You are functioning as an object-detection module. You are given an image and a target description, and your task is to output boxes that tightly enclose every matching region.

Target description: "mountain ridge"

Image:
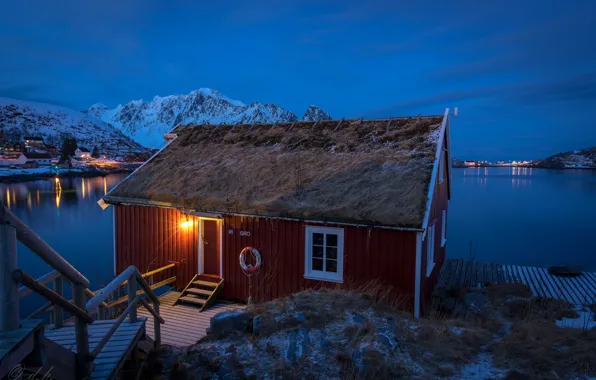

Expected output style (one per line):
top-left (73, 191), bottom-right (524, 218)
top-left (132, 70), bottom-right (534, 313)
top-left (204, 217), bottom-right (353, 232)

top-left (0, 97), bottom-right (149, 158)
top-left (87, 88), bottom-right (332, 148)
top-left (536, 147), bottom-right (596, 169)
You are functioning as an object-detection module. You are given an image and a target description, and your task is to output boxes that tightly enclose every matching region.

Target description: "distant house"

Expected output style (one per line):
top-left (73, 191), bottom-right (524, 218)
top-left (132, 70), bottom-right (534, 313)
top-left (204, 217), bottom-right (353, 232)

top-left (12, 142), bottom-right (24, 152)
top-left (75, 147), bottom-right (91, 159)
top-left (24, 136), bottom-right (44, 148)
top-left (21, 160), bottom-right (39, 169)
top-left (16, 152), bottom-right (52, 166)
top-left (44, 144), bottom-right (57, 154)
top-left (464, 160), bottom-right (476, 167)
top-left (102, 109), bottom-right (455, 317)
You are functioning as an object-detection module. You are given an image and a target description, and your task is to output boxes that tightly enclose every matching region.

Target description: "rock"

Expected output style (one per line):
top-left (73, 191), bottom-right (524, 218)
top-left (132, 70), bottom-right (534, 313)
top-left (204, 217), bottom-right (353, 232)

top-left (252, 315), bottom-right (263, 336)
top-left (376, 333), bottom-right (395, 349)
top-left (286, 331), bottom-right (297, 361)
top-left (295, 312), bottom-right (306, 322)
top-left (216, 361), bottom-right (234, 380)
top-left (210, 310), bottom-right (251, 335)
top-left (298, 327), bottom-right (311, 357)
top-left (352, 314), bottom-right (365, 325)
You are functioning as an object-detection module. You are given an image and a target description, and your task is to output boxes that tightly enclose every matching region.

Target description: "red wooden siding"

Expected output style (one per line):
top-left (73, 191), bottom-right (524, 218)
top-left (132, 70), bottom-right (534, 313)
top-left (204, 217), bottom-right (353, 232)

top-left (114, 205), bottom-right (199, 289)
top-left (221, 216), bottom-right (417, 310)
top-left (419, 125), bottom-right (450, 315)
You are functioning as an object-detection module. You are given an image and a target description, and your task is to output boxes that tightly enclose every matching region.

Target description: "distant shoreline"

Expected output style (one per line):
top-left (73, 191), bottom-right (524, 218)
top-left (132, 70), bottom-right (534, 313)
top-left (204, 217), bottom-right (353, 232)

top-left (0, 165), bottom-right (139, 184)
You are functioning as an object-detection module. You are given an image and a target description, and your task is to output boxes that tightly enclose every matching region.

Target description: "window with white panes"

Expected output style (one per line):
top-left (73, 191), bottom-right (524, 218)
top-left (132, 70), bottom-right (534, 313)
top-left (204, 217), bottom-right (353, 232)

top-left (304, 226), bottom-right (344, 282)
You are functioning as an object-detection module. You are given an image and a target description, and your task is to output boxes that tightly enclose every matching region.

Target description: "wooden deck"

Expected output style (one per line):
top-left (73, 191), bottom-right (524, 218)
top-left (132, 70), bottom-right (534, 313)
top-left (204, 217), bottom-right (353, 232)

top-left (439, 259), bottom-right (596, 306)
top-left (44, 318), bottom-right (146, 380)
top-left (0, 320), bottom-right (44, 379)
top-left (138, 292), bottom-right (244, 347)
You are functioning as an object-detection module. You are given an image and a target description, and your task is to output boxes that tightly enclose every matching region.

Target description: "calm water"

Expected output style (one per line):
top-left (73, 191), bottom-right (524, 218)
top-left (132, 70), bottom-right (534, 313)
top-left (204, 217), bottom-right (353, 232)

top-left (449, 167), bottom-right (596, 271)
top-left (1, 174), bottom-right (127, 317)
top-left (2, 168), bottom-right (596, 316)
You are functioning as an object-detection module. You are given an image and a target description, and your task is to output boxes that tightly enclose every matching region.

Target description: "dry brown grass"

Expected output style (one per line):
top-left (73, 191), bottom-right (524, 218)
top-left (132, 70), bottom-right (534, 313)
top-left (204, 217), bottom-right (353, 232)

top-left (396, 318), bottom-right (494, 371)
top-left (248, 284), bottom-right (408, 338)
top-left (110, 117), bottom-right (443, 227)
top-left (487, 283), bottom-right (533, 300)
top-left (491, 322), bottom-right (596, 378)
top-left (504, 298), bottom-right (579, 322)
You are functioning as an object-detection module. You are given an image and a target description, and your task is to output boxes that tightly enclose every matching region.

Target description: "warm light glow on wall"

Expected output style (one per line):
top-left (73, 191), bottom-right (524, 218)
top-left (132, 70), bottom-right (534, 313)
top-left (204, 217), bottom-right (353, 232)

top-left (180, 220), bottom-right (194, 229)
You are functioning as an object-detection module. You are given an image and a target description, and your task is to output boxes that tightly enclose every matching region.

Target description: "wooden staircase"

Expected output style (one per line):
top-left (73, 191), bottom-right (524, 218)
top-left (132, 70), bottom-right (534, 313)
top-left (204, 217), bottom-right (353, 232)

top-left (175, 274), bottom-right (224, 311)
top-left (0, 203), bottom-right (165, 380)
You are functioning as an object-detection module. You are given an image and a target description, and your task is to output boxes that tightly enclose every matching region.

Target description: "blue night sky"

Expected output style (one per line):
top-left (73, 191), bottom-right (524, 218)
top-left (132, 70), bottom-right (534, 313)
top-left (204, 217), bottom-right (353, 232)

top-left (1, 0), bottom-right (594, 160)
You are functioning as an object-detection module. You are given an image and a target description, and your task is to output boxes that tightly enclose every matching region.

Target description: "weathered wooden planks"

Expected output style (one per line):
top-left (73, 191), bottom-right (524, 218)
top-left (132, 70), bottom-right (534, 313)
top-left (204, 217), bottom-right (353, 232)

top-left (138, 292), bottom-right (244, 347)
top-left (44, 318), bottom-right (146, 380)
top-left (439, 259), bottom-right (596, 306)
top-left (0, 320), bottom-right (44, 379)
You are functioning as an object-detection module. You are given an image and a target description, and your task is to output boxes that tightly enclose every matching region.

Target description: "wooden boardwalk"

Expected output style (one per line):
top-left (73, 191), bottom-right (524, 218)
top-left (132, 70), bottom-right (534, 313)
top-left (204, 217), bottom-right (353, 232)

top-left (138, 292), bottom-right (244, 347)
top-left (44, 318), bottom-right (146, 379)
top-left (439, 259), bottom-right (596, 306)
top-left (0, 320), bottom-right (44, 379)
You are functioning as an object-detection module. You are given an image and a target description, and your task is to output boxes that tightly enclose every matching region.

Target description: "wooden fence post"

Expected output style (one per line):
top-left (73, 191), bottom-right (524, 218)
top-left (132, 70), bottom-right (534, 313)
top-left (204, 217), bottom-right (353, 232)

top-left (127, 275), bottom-right (137, 323)
top-left (0, 223), bottom-right (19, 331)
top-left (73, 283), bottom-right (91, 378)
top-left (53, 276), bottom-right (64, 328)
top-left (153, 302), bottom-right (160, 349)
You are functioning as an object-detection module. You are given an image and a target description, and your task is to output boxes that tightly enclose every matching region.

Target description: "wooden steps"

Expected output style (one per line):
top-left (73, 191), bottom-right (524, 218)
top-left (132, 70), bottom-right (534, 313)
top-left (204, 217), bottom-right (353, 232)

top-left (175, 274), bottom-right (224, 312)
top-left (0, 320), bottom-right (44, 379)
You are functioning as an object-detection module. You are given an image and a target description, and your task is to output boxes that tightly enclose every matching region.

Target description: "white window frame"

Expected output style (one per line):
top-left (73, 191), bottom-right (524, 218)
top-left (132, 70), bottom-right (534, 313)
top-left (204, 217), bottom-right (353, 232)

top-left (304, 226), bottom-right (344, 283)
top-left (426, 224), bottom-right (436, 277)
top-left (441, 210), bottom-right (447, 247)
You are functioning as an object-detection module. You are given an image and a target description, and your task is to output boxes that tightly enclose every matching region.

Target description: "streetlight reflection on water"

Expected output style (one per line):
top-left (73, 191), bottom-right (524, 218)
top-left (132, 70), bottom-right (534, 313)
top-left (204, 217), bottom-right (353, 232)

top-left (2, 175), bottom-right (122, 212)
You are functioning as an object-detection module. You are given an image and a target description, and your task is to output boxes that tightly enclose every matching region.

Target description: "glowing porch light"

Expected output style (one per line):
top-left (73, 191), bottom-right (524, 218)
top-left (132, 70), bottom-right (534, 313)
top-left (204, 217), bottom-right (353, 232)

top-left (180, 220), bottom-right (194, 229)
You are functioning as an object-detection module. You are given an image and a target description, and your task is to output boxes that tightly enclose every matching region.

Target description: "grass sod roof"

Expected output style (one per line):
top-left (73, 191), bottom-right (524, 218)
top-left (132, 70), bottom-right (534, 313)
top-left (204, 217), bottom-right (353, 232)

top-left (107, 116), bottom-right (445, 228)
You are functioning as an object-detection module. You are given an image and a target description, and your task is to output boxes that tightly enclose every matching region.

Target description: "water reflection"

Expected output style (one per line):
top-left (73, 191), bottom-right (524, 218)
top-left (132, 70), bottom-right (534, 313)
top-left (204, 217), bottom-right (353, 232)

top-left (0, 173), bottom-right (129, 318)
top-left (1, 175), bottom-right (124, 211)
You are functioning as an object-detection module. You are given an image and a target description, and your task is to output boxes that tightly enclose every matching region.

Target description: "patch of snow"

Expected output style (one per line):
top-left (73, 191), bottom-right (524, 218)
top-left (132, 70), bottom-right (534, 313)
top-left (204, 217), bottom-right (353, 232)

top-left (556, 306), bottom-right (596, 329)
top-left (451, 353), bottom-right (506, 380)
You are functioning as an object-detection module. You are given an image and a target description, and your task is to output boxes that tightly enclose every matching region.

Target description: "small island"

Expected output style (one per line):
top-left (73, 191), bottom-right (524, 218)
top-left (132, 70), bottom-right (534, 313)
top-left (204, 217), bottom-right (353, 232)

top-left (453, 146), bottom-right (596, 169)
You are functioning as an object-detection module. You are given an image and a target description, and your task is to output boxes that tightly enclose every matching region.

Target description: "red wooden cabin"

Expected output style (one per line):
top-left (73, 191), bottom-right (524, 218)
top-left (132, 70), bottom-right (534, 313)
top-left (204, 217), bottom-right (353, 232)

top-left (103, 109), bottom-right (454, 317)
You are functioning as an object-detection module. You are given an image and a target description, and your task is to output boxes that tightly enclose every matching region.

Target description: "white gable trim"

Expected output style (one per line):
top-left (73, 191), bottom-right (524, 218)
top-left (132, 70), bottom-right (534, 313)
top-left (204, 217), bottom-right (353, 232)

top-left (421, 108), bottom-right (449, 240)
top-left (414, 231), bottom-right (423, 318)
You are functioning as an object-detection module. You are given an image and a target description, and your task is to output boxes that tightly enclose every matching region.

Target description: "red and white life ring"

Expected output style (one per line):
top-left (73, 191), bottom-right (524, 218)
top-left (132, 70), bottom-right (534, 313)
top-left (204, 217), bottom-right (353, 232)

top-left (239, 246), bottom-right (261, 274)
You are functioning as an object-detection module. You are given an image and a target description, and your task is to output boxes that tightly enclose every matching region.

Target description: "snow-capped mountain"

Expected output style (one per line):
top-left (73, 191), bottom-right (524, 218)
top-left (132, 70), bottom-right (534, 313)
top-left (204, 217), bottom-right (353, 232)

top-left (0, 98), bottom-right (149, 158)
top-left (302, 105), bottom-right (332, 121)
top-left (89, 88), bottom-right (331, 148)
top-left (537, 147), bottom-right (596, 169)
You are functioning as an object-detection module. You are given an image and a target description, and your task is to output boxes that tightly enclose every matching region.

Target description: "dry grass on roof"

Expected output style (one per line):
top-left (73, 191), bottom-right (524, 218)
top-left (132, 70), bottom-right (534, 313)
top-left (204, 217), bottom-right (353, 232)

top-left (111, 117), bottom-right (444, 227)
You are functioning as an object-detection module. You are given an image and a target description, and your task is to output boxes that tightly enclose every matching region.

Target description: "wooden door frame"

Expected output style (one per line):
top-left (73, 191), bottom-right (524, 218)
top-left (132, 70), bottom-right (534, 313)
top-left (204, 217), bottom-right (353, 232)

top-left (197, 217), bottom-right (223, 277)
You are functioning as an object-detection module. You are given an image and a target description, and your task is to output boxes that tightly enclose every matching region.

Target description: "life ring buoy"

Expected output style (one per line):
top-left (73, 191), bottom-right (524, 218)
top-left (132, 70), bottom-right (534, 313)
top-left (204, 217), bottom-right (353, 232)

top-left (239, 246), bottom-right (261, 274)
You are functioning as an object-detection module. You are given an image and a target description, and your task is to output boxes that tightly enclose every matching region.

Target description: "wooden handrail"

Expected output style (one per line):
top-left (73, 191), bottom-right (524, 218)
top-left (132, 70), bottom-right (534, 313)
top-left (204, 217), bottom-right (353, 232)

top-left (13, 269), bottom-right (94, 324)
top-left (121, 263), bottom-right (175, 287)
top-left (106, 277), bottom-right (176, 308)
top-left (138, 297), bottom-right (165, 324)
top-left (18, 270), bottom-right (60, 299)
top-left (1, 204), bottom-right (89, 287)
top-left (91, 296), bottom-right (141, 357)
top-left (86, 266), bottom-right (161, 312)
top-left (86, 266), bottom-right (136, 312)
top-left (46, 285), bottom-right (109, 313)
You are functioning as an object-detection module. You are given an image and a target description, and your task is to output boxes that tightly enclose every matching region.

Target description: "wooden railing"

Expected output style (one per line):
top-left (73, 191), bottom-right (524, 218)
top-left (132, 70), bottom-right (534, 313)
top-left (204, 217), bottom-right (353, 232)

top-left (0, 203), bottom-right (167, 379)
top-left (86, 265), bottom-right (165, 357)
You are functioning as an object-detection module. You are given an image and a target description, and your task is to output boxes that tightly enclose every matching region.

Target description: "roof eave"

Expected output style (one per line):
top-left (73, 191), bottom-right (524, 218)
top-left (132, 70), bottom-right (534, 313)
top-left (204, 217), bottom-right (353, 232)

top-left (421, 108), bottom-right (450, 240)
top-left (102, 195), bottom-right (424, 232)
